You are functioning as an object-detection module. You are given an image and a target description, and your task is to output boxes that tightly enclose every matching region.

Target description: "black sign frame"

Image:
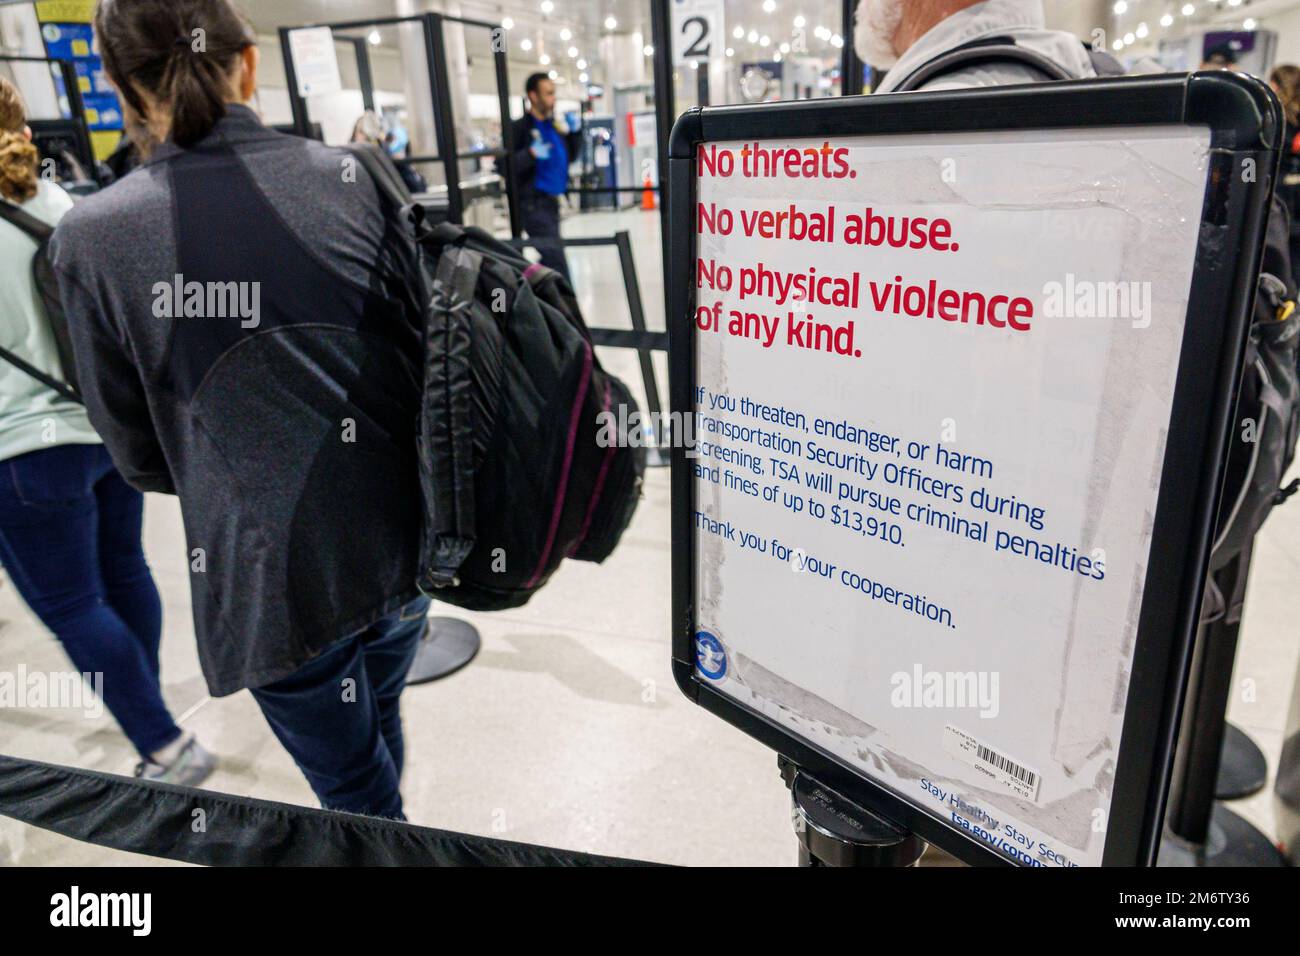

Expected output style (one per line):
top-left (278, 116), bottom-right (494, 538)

top-left (666, 72), bottom-right (1283, 867)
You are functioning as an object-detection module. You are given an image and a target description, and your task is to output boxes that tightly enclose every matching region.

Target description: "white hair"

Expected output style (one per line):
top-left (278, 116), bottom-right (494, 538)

top-left (854, 0), bottom-right (906, 68)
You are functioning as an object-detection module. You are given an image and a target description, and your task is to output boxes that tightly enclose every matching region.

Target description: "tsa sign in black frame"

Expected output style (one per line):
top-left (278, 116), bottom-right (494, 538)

top-left (667, 73), bottom-right (1281, 866)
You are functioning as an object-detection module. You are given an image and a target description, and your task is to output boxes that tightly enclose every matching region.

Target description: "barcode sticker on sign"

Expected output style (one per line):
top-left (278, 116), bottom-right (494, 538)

top-left (943, 725), bottom-right (1041, 803)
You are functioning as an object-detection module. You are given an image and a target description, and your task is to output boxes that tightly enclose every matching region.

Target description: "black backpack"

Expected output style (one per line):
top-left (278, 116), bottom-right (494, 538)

top-left (348, 146), bottom-right (646, 610)
top-left (0, 199), bottom-right (82, 404)
top-left (1211, 198), bottom-right (1300, 569)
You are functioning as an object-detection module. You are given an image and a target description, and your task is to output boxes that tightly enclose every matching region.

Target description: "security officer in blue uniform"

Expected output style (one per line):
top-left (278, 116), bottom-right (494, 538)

top-left (510, 72), bottom-right (581, 280)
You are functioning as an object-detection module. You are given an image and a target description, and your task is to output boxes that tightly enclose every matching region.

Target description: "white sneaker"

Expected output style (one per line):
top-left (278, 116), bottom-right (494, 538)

top-left (134, 735), bottom-right (217, 787)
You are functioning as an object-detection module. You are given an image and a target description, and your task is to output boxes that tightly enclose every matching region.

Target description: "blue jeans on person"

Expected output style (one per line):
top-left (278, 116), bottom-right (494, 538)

top-left (0, 443), bottom-right (180, 758)
top-left (249, 594), bottom-right (431, 819)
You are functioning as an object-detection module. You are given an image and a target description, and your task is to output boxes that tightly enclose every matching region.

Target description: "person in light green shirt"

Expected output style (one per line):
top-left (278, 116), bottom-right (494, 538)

top-left (0, 170), bottom-right (100, 457)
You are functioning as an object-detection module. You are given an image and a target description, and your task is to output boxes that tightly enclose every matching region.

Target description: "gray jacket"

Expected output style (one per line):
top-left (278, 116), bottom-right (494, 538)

top-left (50, 105), bottom-right (427, 696)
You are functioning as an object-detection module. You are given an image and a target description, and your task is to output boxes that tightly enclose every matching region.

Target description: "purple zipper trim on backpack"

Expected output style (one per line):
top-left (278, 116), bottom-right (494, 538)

top-left (523, 263), bottom-right (545, 280)
top-left (570, 377), bottom-right (615, 556)
top-left (525, 339), bottom-right (593, 589)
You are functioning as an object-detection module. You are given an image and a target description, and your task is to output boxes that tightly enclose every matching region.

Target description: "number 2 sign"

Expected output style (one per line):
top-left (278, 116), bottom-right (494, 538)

top-left (672, 0), bottom-right (725, 66)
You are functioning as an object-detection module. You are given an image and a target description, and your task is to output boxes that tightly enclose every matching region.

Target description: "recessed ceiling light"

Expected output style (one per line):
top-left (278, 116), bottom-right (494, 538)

top-left (560, 28), bottom-right (571, 41)
top-left (501, 17), bottom-right (513, 30)
top-left (521, 38), bottom-right (533, 51)
top-left (539, 53), bottom-right (550, 64)
top-left (604, 16), bottom-right (618, 30)
top-left (367, 30), bottom-right (381, 45)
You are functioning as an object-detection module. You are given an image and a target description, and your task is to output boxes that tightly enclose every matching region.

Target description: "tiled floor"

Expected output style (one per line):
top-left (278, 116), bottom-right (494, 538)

top-left (1, 206), bottom-right (1297, 866)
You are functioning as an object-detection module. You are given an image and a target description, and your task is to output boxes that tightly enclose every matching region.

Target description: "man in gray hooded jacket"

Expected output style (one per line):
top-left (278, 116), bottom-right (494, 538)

top-left (856, 0), bottom-right (1097, 93)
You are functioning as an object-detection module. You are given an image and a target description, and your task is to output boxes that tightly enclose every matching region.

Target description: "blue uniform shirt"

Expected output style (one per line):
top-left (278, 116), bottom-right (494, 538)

top-left (530, 116), bottom-right (569, 196)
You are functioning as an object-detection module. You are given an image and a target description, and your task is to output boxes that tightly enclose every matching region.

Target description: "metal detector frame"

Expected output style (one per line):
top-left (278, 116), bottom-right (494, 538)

top-left (666, 71), bottom-right (1283, 866)
top-left (278, 13), bottom-right (519, 235)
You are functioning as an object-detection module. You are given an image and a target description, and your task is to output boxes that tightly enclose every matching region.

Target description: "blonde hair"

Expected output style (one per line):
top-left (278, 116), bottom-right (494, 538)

top-left (0, 77), bottom-right (39, 204)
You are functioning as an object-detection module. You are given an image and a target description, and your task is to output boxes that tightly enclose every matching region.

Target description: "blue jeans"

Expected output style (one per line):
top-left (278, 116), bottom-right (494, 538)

top-left (0, 443), bottom-right (179, 758)
top-left (249, 595), bottom-right (431, 818)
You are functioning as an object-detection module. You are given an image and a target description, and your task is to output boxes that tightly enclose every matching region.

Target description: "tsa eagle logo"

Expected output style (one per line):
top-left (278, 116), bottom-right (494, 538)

top-left (695, 630), bottom-right (727, 680)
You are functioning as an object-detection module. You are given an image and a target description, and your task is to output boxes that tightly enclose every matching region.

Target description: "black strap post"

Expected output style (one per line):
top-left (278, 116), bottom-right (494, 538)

top-left (779, 757), bottom-right (927, 867)
top-left (1217, 723), bottom-right (1268, 799)
top-left (1160, 546), bottom-right (1285, 866)
top-left (840, 0), bottom-right (865, 96)
top-left (649, 0), bottom-right (675, 335)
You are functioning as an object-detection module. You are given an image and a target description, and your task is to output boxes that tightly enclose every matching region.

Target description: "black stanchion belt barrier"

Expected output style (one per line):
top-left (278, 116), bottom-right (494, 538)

top-left (0, 754), bottom-right (659, 866)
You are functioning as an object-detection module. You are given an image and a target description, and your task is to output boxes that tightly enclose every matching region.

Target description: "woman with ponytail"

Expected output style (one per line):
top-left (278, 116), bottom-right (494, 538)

top-left (0, 76), bottom-right (208, 784)
top-left (50, 0), bottom-right (433, 819)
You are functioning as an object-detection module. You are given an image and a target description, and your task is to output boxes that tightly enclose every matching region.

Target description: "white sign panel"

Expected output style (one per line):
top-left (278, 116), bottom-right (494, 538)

top-left (691, 127), bottom-right (1211, 866)
top-left (288, 26), bottom-right (343, 98)
top-left (672, 0), bottom-right (725, 66)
